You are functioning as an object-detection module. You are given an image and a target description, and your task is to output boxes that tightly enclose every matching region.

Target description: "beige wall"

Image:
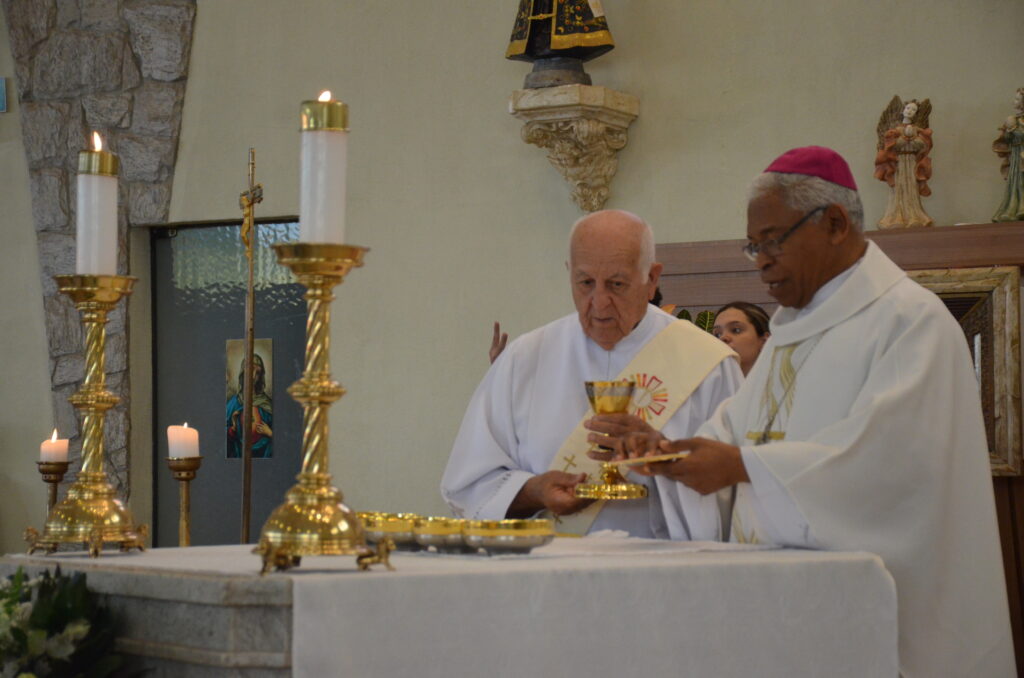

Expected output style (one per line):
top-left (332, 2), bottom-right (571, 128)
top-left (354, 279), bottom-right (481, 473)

top-left (168, 0), bottom-right (1024, 520)
top-left (0, 13), bottom-right (56, 552)
top-left (3, 1), bottom-right (1023, 552)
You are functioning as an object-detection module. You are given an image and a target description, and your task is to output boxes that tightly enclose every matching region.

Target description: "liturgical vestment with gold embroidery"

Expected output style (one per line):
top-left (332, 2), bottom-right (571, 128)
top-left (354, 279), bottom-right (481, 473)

top-left (441, 305), bottom-right (741, 537)
top-left (657, 241), bottom-right (1014, 677)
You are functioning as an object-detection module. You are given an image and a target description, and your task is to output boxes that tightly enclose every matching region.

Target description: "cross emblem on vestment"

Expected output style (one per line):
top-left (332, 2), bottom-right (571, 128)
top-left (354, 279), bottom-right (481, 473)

top-left (561, 453), bottom-right (578, 472)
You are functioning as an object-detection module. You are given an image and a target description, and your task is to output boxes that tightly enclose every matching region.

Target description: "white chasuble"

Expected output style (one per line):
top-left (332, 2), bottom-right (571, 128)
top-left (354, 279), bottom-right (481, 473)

top-left (441, 305), bottom-right (742, 538)
top-left (659, 242), bottom-right (1015, 677)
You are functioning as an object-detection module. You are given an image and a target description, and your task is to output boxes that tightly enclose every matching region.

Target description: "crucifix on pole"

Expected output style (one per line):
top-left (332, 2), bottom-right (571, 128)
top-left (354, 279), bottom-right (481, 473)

top-left (239, 148), bottom-right (263, 543)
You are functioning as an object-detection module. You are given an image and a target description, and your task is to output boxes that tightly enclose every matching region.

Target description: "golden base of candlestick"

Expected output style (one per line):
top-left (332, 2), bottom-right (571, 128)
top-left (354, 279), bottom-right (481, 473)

top-left (168, 456), bottom-right (202, 547)
top-left (253, 472), bottom-right (393, 573)
top-left (25, 275), bottom-right (147, 558)
top-left (25, 472), bottom-right (147, 557)
top-left (254, 243), bottom-right (392, 574)
top-left (37, 460), bottom-right (70, 512)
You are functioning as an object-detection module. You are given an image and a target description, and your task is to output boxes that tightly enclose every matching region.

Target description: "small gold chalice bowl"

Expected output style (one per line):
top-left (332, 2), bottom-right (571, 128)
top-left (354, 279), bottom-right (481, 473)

top-left (574, 380), bottom-right (648, 501)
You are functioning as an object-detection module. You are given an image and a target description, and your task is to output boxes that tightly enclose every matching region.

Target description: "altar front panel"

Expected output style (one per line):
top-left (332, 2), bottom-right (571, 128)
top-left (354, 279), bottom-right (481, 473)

top-left (0, 538), bottom-right (898, 677)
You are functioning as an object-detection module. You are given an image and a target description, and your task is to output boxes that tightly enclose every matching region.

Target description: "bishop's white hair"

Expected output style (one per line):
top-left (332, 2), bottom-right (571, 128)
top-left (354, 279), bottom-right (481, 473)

top-left (568, 210), bottom-right (656, 275)
top-left (748, 172), bottom-right (864, 233)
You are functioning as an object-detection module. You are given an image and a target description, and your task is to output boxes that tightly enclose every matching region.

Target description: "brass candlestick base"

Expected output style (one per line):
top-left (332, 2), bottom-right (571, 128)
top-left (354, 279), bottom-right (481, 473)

top-left (254, 243), bottom-right (392, 574)
top-left (167, 456), bottom-right (202, 547)
top-left (574, 380), bottom-right (649, 501)
top-left (37, 460), bottom-right (71, 512)
top-left (25, 275), bottom-right (147, 558)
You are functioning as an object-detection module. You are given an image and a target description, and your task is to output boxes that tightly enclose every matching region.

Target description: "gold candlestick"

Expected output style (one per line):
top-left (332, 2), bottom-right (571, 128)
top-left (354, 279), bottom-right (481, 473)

top-left (36, 460), bottom-right (71, 513)
top-left (167, 456), bottom-right (203, 546)
top-left (253, 243), bottom-right (392, 574)
top-left (25, 275), bottom-right (147, 557)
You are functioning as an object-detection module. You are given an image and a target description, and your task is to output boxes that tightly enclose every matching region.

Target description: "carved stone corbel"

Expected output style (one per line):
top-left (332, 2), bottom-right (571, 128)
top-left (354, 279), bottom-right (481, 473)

top-left (510, 84), bottom-right (639, 212)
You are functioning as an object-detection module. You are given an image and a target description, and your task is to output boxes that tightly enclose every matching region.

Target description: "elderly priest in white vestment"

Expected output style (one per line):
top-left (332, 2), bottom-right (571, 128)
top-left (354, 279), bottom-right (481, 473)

top-left (441, 210), bottom-right (742, 536)
top-left (611, 146), bottom-right (1015, 677)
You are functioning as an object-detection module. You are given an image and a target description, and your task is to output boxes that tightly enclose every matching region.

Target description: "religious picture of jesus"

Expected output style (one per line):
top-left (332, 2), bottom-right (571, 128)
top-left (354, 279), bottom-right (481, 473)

top-left (225, 338), bottom-right (274, 459)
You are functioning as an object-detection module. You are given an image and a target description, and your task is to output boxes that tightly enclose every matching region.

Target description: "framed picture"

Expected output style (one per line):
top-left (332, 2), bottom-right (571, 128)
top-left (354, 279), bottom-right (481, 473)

top-left (225, 338), bottom-right (274, 459)
top-left (908, 266), bottom-right (1021, 475)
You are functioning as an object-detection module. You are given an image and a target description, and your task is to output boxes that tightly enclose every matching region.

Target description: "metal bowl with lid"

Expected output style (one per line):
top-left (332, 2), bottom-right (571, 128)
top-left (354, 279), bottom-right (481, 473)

top-left (462, 518), bottom-right (554, 555)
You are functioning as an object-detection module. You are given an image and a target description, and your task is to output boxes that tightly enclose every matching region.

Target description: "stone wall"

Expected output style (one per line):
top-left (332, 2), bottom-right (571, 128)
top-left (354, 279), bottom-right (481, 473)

top-left (2, 0), bottom-right (195, 496)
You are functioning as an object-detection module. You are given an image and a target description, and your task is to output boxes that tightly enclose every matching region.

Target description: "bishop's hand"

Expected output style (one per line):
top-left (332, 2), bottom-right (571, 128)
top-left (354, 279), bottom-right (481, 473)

top-left (507, 471), bottom-right (593, 518)
top-left (649, 438), bottom-right (750, 495)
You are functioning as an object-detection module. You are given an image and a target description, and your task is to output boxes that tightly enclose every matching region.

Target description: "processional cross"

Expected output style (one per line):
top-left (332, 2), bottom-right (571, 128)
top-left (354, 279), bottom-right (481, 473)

top-left (239, 148), bottom-right (263, 543)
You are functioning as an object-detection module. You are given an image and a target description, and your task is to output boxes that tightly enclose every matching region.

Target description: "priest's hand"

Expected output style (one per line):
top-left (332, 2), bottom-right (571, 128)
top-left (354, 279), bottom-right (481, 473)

top-left (507, 471), bottom-right (593, 517)
top-left (650, 438), bottom-right (750, 495)
top-left (589, 430), bottom-right (659, 467)
top-left (584, 414), bottom-right (658, 451)
top-left (489, 321), bottom-right (509, 364)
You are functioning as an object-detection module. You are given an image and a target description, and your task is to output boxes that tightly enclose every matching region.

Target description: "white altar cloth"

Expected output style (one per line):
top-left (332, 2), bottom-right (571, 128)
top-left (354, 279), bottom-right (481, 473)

top-left (4, 537), bottom-right (897, 677)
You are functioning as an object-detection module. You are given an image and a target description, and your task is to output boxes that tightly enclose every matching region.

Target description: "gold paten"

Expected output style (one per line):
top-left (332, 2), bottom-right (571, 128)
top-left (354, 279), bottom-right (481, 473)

top-left (26, 275), bottom-right (147, 557)
top-left (609, 451), bottom-right (690, 467)
top-left (77, 150), bottom-right (119, 176)
top-left (574, 380), bottom-right (648, 502)
top-left (300, 99), bottom-right (349, 132)
top-left (254, 243), bottom-right (393, 574)
top-left (167, 456), bottom-right (202, 547)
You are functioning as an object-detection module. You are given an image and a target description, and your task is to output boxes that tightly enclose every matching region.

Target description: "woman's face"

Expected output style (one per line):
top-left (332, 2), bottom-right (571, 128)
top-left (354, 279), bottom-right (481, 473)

top-left (712, 308), bottom-right (768, 376)
top-left (903, 102), bottom-right (918, 120)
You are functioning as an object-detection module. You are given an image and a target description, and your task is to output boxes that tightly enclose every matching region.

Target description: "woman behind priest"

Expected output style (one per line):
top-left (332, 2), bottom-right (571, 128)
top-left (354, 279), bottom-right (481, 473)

top-left (711, 301), bottom-right (770, 376)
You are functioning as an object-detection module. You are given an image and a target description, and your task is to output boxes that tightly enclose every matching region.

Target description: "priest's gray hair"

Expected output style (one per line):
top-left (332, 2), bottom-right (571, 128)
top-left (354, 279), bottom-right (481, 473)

top-left (568, 210), bottom-right (656, 275)
top-left (748, 172), bottom-right (864, 233)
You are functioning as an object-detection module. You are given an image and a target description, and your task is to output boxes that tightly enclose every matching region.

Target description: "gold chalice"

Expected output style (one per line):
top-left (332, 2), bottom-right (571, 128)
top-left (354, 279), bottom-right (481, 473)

top-left (574, 380), bottom-right (648, 501)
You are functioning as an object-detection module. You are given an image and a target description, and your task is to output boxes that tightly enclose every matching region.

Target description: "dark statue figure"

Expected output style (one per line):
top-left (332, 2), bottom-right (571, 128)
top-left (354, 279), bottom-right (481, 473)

top-left (506, 0), bottom-right (615, 88)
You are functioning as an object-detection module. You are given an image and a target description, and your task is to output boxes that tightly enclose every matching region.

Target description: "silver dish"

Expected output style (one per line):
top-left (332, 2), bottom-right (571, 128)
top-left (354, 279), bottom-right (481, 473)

top-left (462, 532), bottom-right (554, 555)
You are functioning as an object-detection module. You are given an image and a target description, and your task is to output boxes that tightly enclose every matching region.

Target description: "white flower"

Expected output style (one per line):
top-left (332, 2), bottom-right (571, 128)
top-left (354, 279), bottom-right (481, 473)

top-left (44, 619), bottom-right (90, 661)
top-left (10, 603), bottom-right (31, 629)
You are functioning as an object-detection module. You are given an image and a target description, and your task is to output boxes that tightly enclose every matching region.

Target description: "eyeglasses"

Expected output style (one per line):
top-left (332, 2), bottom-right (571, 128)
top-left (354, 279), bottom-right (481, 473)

top-left (742, 205), bottom-right (828, 262)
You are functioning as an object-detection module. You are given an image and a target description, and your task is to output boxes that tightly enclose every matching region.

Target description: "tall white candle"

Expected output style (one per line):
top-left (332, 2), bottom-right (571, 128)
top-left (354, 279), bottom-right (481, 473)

top-left (76, 132), bottom-right (119, 275)
top-left (39, 429), bottom-right (69, 463)
top-left (299, 90), bottom-right (349, 243)
top-left (167, 422), bottom-right (200, 458)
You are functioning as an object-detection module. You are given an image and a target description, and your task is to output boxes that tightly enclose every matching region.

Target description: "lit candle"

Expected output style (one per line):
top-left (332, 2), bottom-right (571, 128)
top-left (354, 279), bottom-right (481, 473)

top-left (299, 90), bottom-right (349, 243)
top-left (40, 429), bottom-right (69, 463)
top-left (76, 132), bottom-right (119, 275)
top-left (167, 422), bottom-right (200, 458)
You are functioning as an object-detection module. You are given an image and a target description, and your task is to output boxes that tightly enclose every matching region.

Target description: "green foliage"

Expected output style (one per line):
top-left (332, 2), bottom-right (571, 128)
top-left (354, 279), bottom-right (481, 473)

top-left (694, 310), bottom-right (716, 333)
top-left (0, 566), bottom-right (140, 678)
top-left (675, 309), bottom-right (692, 321)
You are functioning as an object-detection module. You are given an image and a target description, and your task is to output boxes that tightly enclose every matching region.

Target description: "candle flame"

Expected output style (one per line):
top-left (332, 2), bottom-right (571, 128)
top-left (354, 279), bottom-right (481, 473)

top-left (183, 422), bottom-right (189, 428)
top-left (318, 90), bottom-right (332, 102)
top-left (92, 131), bottom-right (103, 152)
top-left (50, 429), bottom-right (58, 442)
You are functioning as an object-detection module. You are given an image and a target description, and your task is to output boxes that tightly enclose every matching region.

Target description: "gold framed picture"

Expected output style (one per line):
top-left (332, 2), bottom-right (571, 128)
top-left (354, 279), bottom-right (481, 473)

top-left (908, 266), bottom-right (1021, 475)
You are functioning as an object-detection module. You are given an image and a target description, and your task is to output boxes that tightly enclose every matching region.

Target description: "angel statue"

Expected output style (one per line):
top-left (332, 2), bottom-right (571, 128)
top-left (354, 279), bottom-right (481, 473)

top-left (874, 96), bottom-right (934, 229)
top-left (992, 88), bottom-right (1024, 222)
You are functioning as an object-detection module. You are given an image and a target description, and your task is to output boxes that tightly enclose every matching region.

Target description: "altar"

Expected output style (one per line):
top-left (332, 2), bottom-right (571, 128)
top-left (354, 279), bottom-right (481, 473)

top-left (0, 536), bottom-right (898, 677)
